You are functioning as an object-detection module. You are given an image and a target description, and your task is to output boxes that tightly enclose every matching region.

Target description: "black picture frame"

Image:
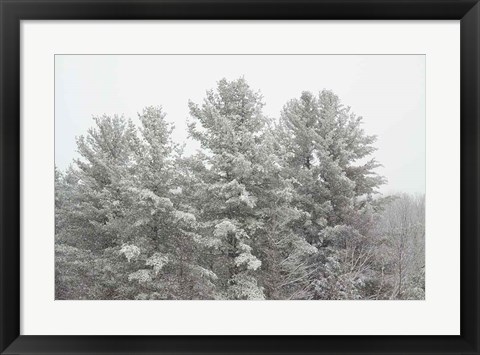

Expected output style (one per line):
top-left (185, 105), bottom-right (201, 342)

top-left (1, 0), bottom-right (479, 354)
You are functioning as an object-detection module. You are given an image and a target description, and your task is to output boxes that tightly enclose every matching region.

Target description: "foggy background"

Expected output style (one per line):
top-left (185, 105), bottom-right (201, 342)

top-left (55, 55), bottom-right (425, 195)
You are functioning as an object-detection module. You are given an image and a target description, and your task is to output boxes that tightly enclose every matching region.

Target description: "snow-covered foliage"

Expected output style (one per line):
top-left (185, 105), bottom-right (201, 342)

top-left (146, 253), bottom-right (169, 274)
top-left (120, 244), bottom-right (140, 262)
top-left (191, 265), bottom-right (219, 280)
top-left (213, 220), bottom-right (237, 238)
top-left (128, 269), bottom-right (153, 283)
top-left (174, 211), bottom-right (197, 225)
top-left (227, 274), bottom-right (265, 300)
top-left (235, 251), bottom-right (262, 271)
top-left (192, 234), bottom-right (222, 249)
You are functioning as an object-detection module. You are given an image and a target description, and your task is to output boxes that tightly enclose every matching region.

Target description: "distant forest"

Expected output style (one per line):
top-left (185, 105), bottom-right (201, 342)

top-left (55, 77), bottom-right (425, 300)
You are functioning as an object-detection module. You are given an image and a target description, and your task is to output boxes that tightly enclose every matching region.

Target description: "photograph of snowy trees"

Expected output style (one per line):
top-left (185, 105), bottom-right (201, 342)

top-left (55, 55), bottom-right (425, 300)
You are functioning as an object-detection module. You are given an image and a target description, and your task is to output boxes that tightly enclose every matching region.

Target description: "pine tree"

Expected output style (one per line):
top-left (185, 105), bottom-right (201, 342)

top-left (73, 114), bottom-right (140, 250)
top-left (188, 78), bottom-right (267, 299)
top-left (55, 115), bottom-right (140, 299)
top-left (118, 106), bottom-right (216, 299)
top-left (278, 90), bottom-right (386, 299)
top-left (55, 110), bottom-right (215, 299)
top-left (252, 128), bottom-right (319, 300)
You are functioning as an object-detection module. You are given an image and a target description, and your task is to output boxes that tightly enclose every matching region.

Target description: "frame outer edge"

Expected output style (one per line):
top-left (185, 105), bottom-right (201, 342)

top-left (1, 0), bottom-right (480, 354)
top-left (0, 0), bottom-right (21, 354)
top-left (461, 2), bottom-right (480, 354)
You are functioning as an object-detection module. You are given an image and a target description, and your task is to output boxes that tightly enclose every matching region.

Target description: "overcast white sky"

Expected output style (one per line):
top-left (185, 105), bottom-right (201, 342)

top-left (55, 55), bottom-right (425, 195)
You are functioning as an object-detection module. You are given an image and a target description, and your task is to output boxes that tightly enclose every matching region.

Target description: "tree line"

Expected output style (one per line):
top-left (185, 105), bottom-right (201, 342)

top-left (55, 77), bottom-right (425, 300)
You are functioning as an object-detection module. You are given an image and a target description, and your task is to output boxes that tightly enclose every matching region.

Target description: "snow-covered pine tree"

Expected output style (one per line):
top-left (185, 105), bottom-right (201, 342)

top-left (278, 90), bottom-right (386, 299)
top-left (187, 78), bottom-right (268, 299)
top-left (118, 106), bottom-right (216, 300)
top-left (250, 127), bottom-right (319, 300)
top-left (55, 114), bottom-right (140, 299)
top-left (65, 114), bottom-right (140, 251)
top-left (55, 110), bottom-right (216, 299)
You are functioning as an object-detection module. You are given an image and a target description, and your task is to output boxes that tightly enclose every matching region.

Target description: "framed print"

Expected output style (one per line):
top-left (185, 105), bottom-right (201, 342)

top-left (0, 0), bottom-right (479, 354)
